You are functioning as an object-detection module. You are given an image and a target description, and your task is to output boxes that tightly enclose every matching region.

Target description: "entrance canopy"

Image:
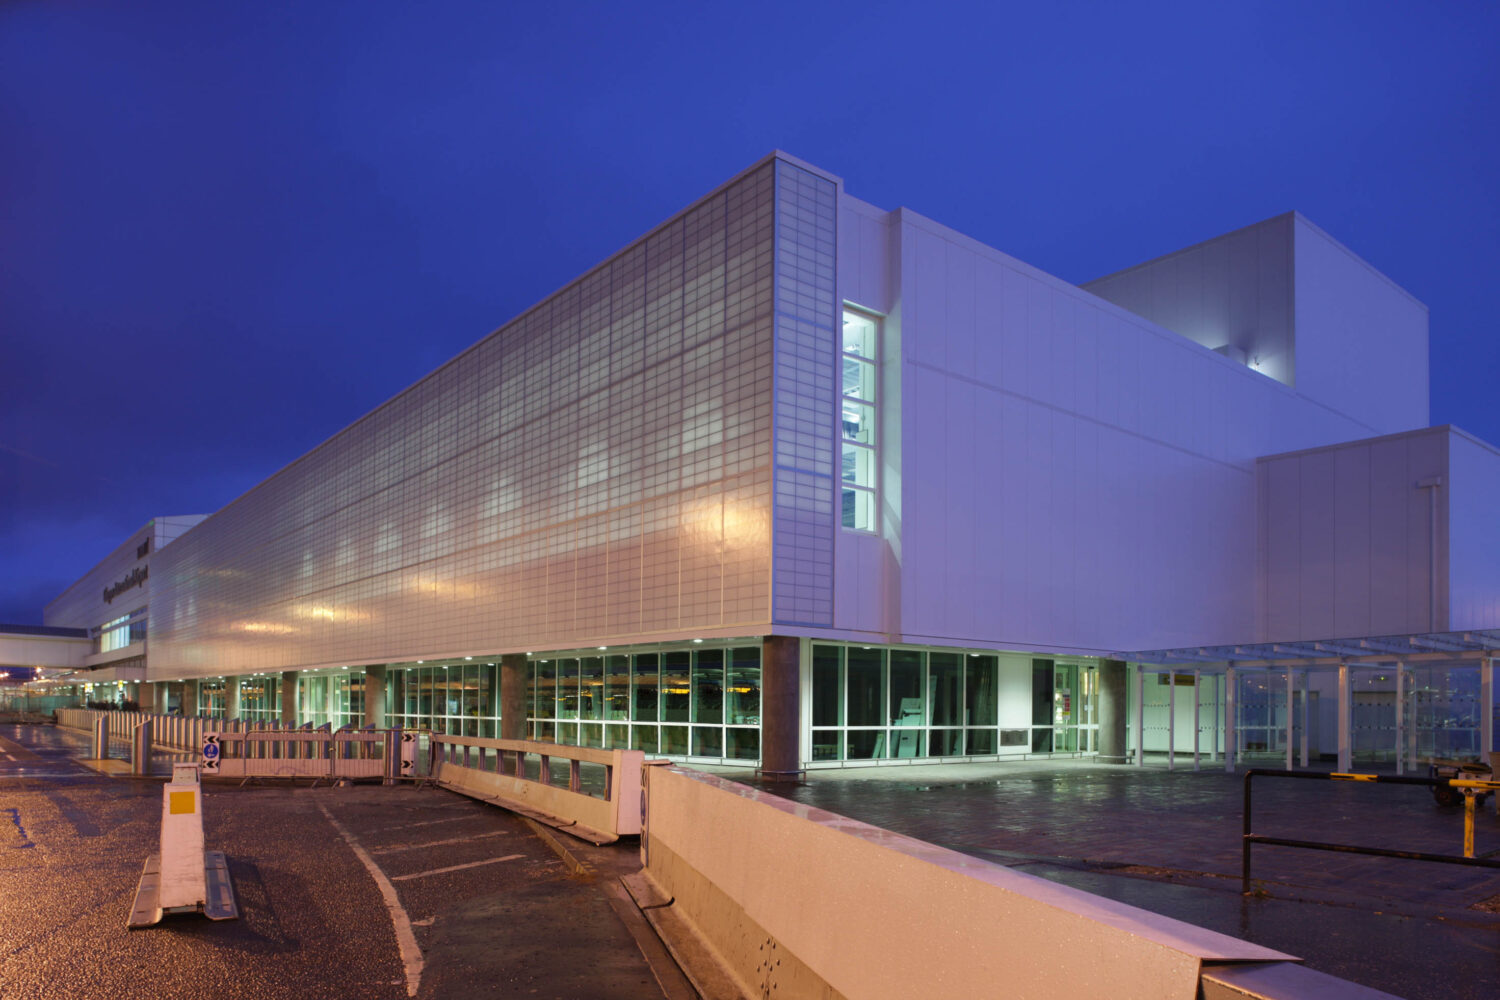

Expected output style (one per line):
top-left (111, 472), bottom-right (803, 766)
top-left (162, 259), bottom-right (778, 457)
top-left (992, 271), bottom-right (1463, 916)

top-left (1123, 628), bottom-right (1500, 669)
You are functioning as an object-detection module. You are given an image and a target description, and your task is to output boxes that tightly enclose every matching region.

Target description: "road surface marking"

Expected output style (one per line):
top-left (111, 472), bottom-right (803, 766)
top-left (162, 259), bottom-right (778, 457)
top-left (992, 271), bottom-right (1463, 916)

top-left (318, 803), bottom-right (423, 997)
top-left (390, 854), bottom-right (524, 881)
top-left (370, 830), bottom-right (511, 855)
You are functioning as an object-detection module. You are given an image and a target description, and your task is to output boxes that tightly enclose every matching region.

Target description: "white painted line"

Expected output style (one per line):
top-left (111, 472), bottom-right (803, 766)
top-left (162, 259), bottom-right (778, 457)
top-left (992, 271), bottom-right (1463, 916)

top-left (390, 854), bottom-right (525, 881)
top-left (371, 830), bottom-right (511, 855)
top-left (318, 803), bottom-right (423, 997)
top-left (373, 814), bottom-right (479, 833)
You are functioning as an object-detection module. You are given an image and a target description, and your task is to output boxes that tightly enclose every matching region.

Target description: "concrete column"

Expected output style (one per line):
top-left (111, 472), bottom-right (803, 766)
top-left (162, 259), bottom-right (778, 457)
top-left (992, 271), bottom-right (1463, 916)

top-left (364, 665), bottom-right (388, 728)
top-left (760, 636), bottom-right (803, 780)
top-left (279, 671), bottom-right (298, 724)
top-left (139, 682), bottom-right (159, 714)
top-left (1192, 670), bottom-right (1201, 771)
top-left (1096, 659), bottom-right (1128, 764)
top-left (1480, 656), bottom-right (1494, 767)
top-left (1300, 669), bottom-right (1310, 768)
top-left (500, 653), bottom-right (528, 740)
top-left (1135, 664), bottom-right (1145, 768)
top-left (1285, 669), bottom-right (1295, 772)
top-left (1225, 665), bottom-right (1237, 773)
top-left (1337, 661), bottom-right (1352, 773)
top-left (225, 679), bottom-right (241, 720)
top-left (1395, 664), bottom-right (1406, 775)
top-left (1167, 670), bottom-right (1176, 771)
top-left (184, 679), bottom-right (200, 717)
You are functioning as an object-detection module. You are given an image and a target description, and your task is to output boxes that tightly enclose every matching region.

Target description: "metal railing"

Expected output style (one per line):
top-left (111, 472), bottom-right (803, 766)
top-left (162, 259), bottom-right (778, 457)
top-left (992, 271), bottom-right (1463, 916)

top-left (428, 734), bottom-right (644, 843)
top-left (1242, 767), bottom-right (1500, 894)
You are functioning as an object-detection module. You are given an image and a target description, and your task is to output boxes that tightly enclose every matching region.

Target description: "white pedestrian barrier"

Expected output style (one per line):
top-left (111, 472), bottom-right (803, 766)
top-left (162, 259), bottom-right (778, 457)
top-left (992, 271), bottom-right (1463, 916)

top-left (128, 763), bottom-right (237, 928)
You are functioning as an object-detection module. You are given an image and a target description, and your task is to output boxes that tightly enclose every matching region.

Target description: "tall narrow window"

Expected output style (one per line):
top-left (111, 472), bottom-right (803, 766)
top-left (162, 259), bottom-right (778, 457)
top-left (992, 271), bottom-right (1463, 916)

top-left (841, 308), bottom-right (879, 531)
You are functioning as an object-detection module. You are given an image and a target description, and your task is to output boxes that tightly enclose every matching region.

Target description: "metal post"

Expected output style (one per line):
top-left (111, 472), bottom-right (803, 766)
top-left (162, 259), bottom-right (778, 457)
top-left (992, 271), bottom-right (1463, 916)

top-left (1135, 664), bottom-right (1145, 768)
top-left (1337, 661), bottom-right (1352, 773)
top-left (1168, 670), bottom-right (1176, 772)
top-left (132, 720), bottom-right (153, 776)
top-left (92, 714), bottom-right (108, 759)
top-left (1225, 664), bottom-right (1237, 773)
top-left (1193, 669), bottom-right (1201, 772)
top-left (1212, 673), bottom-right (1221, 762)
top-left (1395, 663), bottom-right (1406, 776)
top-left (1480, 656), bottom-right (1494, 769)
top-left (1285, 668), bottom-right (1294, 772)
top-left (1299, 669), bottom-right (1310, 768)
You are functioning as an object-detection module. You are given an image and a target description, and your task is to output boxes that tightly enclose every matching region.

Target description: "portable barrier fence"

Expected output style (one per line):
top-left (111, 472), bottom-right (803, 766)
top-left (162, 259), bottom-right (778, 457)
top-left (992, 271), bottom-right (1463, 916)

top-left (1241, 767), bottom-right (1500, 894)
top-left (54, 710), bottom-right (420, 784)
top-left (201, 726), bottom-right (419, 785)
top-left (428, 734), bottom-right (644, 844)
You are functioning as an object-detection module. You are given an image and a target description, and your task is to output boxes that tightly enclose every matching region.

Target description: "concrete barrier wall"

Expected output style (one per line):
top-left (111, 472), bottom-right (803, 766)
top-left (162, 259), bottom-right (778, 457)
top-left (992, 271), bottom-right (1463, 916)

top-left (431, 735), bottom-right (643, 842)
top-left (640, 766), bottom-right (1295, 1000)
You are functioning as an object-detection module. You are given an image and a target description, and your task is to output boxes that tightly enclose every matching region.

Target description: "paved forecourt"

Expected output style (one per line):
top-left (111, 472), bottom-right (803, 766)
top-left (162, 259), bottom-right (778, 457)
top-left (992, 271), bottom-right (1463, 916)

top-left (0, 723), bottom-right (668, 1000)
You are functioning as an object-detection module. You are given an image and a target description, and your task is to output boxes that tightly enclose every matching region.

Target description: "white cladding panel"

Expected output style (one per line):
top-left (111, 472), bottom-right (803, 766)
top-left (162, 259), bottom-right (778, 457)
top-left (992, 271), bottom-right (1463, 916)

top-left (1292, 216), bottom-right (1429, 436)
top-left (149, 164), bottom-right (779, 679)
top-left (1257, 429), bottom-right (1448, 642)
top-left (1081, 215), bottom-right (1296, 388)
top-left (836, 207), bottom-right (1380, 652)
top-left (1448, 430), bottom-right (1500, 631)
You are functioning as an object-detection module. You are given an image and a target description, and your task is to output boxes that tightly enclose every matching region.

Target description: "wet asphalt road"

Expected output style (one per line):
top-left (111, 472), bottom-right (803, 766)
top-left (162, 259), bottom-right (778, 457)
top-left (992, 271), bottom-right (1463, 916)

top-left (0, 725), bottom-right (665, 1000)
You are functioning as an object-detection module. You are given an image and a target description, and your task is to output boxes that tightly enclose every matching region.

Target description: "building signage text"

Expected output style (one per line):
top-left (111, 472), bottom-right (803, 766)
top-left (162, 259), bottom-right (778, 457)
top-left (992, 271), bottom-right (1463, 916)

top-left (103, 566), bottom-right (148, 603)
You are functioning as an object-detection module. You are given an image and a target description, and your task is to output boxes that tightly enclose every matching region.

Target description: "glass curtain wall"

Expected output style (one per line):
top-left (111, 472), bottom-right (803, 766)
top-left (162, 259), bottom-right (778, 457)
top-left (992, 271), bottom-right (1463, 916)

top-left (811, 644), bottom-right (1090, 764)
top-left (530, 647), bottom-right (760, 761)
top-left (237, 676), bottom-right (281, 722)
top-left (387, 664), bottom-right (497, 737)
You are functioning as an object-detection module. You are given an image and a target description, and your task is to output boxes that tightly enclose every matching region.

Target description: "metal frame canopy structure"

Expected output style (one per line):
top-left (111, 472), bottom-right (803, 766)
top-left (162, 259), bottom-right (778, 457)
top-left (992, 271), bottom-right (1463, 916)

top-left (1119, 630), bottom-right (1498, 774)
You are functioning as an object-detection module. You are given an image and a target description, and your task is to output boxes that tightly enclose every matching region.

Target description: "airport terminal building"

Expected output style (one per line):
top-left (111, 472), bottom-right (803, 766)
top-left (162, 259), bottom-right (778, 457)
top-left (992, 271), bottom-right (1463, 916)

top-left (27, 152), bottom-right (1500, 772)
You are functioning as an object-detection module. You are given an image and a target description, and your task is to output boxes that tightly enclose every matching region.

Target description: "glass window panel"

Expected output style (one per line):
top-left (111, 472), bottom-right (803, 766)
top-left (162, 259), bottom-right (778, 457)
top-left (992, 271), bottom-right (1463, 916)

top-left (727, 647), bottom-right (761, 725)
top-left (554, 721), bottom-right (578, 745)
top-left (842, 356), bottom-right (876, 400)
top-left (726, 728), bottom-right (760, 762)
top-left (846, 729), bottom-right (881, 759)
top-left (846, 648), bottom-right (884, 727)
top-left (811, 730), bottom-right (843, 761)
top-left (1032, 659), bottom-right (1055, 726)
top-left (842, 443), bottom-right (875, 486)
top-left (605, 724), bottom-right (630, 749)
top-left (930, 729), bottom-right (963, 756)
top-left (842, 310), bottom-right (876, 359)
top-left (633, 654), bottom-right (659, 722)
top-left (580, 722), bottom-right (603, 748)
top-left (929, 653), bottom-right (961, 727)
top-left (889, 650), bottom-right (923, 727)
top-left (965, 656), bottom-right (998, 726)
top-left (556, 659), bottom-right (580, 719)
top-left (661, 726), bottom-right (689, 755)
top-left (692, 649), bottom-right (724, 724)
top-left (812, 645), bottom-right (843, 727)
top-left (691, 726), bottom-right (723, 758)
top-left (536, 721), bottom-right (556, 743)
top-left (841, 399), bottom-right (875, 445)
top-left (533, 661), bottom-right (556, 719)
top-left (966, 728), bottom-right (996, 755)
top-left (842, 487), bottom-right (875, 531)
top-left (605, 656), bottom-right (630, 720)
top-left (889, 727), bottom-right (924, 758)
top-left (580, 656), bottom-right (604, 721)
top-left (662, 652), bottom-right (691, 723)
top-left (631, 725), bottom-right (659, 753)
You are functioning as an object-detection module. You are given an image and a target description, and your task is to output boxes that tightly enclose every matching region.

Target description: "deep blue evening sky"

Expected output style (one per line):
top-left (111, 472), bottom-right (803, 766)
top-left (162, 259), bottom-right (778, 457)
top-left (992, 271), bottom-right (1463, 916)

top-left (2, 2), bottom-right (1496, 624)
